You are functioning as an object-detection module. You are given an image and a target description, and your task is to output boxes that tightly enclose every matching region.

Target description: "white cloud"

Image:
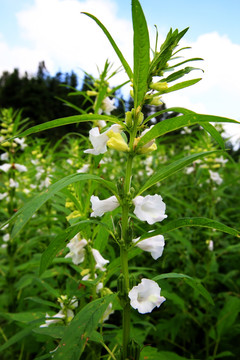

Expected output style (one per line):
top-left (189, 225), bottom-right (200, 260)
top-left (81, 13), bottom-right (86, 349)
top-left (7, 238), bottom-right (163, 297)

top-left (14, 0), bottom-right (132, 82)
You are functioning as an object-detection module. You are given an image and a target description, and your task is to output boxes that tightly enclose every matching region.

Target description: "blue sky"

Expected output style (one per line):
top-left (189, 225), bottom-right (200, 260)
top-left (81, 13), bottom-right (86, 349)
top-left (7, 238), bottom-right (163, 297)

top-left (0, 0), bottom-right (240, 144)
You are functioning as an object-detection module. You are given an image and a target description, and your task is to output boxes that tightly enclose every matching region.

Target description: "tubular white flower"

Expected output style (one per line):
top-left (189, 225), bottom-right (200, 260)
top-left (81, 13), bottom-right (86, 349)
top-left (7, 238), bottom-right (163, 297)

top-left (90, 195), bottom-right (119, 217)
top-left (14, 163), bottom-right (27, 172)
top-left (99, 97), bottom-right (116, 115)
top-left (133, 194), bottom-right (167, 224)
top-left (3, 233), bottom-right (10, 242)
top-left (0, 192), bottom-right (8, 200)
top-left (84, 124), bottom-right (122, 155)
top-left (14, 137), bottom-right (27, 150)
top-left (0, 163), bottom-right (12, 172)
top-left (0, 152), bottom-right (9, 161)
top-left (209, 170), bottom-right (223, 185)
top-left (92, 248), bottom-right (109, 271)
top-left (9, 178), bottom-right (19, 188)
top-left (128, 278), bottom-right (166, 314)
top-left (40, 309), bottom-right (74, 327)
top-left (133, 232), bottom-right (165, 260)
top-left (77, 164), bottom-right (90, 173)
top-left (65, 234), bottom-right (87, 265)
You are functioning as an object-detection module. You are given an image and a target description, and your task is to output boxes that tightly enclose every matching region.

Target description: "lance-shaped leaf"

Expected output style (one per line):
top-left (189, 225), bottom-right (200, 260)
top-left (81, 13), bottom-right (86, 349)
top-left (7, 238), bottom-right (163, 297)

top-left (153, 273), bottom-right (214, 305)
top-left (11, 114), bottom-right (123, 139)
top-left (82, 12), bottom-right (132, 80)
top-left (137, 113), bottom-right (240, 148)
top-left (139, 217), bottom-right (239, 241)
top-left (132, 0), bottom-right (150, 107)
top-left (52, 294), bottom-right (115, 360)
top-left (8, 173), bottom-right (117, 238)
top-left (162, 78), bottom-right (202, 94)
top-left (137, 150), bottom-right (218, 194)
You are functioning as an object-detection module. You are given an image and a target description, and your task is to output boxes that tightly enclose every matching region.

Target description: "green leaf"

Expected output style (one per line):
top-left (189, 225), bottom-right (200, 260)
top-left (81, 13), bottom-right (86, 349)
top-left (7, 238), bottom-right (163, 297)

top-left (137, 150), bottom-right (218, 194)
top-left (216, 296), bottom-right (240, 337)
top-left (140, 347), bottom-right (193, 360)
top-left (201, 122), bottom-right (225, 149)
top-left (139, 217), bottom-right (239, 240)
top-left (10, 173), bottom-right (117, 239)
top-left (165, 66), bottom-right (203, 83)
top-left (52, 294), bottom-right (115, 360)
top-left (33, 326), bottom-right (65, 339)
top-left (82, 13), bottom-right (133, 80)
top-left (164, 78), bottom-right (202, 94)
top-left (0, 319), bottom-right (43, 352)
top-left (138, 112), bottom-right (240, 148)
top-left (132, 0), bottom-right (150, 107)
top-left (153, 273), bottom-right (214, 305)
top-left (15, 114), bottom-right (122, 138)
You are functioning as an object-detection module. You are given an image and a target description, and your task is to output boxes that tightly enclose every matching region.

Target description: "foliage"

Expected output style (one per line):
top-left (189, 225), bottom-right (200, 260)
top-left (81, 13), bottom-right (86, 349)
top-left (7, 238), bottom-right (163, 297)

top-left (0, 1), bottom-right (240, 360)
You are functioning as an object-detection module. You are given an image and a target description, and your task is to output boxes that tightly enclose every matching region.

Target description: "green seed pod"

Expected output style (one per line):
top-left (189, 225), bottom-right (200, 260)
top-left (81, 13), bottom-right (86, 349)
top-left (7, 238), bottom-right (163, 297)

top-left (117, 274), bottom-right (126, 296)
top-left (127, 339), bottom-right (140, 360)
top-left (129, 275), bottom-right (136, 289)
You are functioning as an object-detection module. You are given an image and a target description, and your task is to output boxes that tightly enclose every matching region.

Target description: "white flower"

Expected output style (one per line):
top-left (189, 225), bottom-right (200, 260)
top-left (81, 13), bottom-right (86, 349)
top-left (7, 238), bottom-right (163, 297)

top-left (84, 124), bottom-right (121, 155)
top-left (3, 233), bottom-right (10, 242)
top-left (99, 97), bottom-right (116, 115)
top-left (14, 137), bottom-right (27, 150)
top-left (133, 232), bottom-right (165, 260)
top-left (65, 234), bottom-right (87, 265)
top-left (207, 240), bottom-right (214, 251)
top-left (90, 195), bottom-right (119, 217)
top-left (215, 156), bottom-right (228, 164)
top-left (185, 166), bottom-right (195, 175)
top-left (180, 127), bottom-right (192, 134)
top-left (133, 194), bottom-right (167, 224)
top-left (9, 178), bottom-right (19, 188)
top-left (0, 192), bottom-right (8, 200)
top-left (101, 303), bottom-right (114, 322)
top-left (0, 163), bottom-right (12, 172)
top-left (82, 273), bottom-right (103, 292)
top-left (128, 278), bottom-right (166, 314)
top-left (77, 164), bottom-right (90, 173)
top-left (40, 309), bottom-right (74, 327)
top-left (209, 170), bottom-right (223, 185)
top-left (36, 166), bottom-right (44, 180)
top-left (66, 159), bottom-right (73, 165)
top-left (92, 248), bottom-right (109, 271)
top-left (96, 120), bottom-right (107, 128)
top-left (39, 176), bottom-right (51, 189)
top-left (14, 164), bottom-right (27, 172)
top-left (0, 152), bottom-right (9, 161)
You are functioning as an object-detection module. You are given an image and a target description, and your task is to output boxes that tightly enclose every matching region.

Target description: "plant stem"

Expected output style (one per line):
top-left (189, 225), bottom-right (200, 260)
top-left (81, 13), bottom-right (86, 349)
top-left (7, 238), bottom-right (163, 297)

top-left (120, 153), bottom-right (134, 359)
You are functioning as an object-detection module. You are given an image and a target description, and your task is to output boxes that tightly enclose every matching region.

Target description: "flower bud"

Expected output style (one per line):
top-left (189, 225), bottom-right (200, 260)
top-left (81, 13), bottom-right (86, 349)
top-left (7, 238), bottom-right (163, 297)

top-left (125, 111), bottom-right (133, 128)
top-left (150, 81), bottom-right (168, 92)
top-left (149, 96), bottom-right (163, 106)
top-left (86, 90), bottom-right (98, 96)
top-left (137, 111), bottom-right (144, 125)
top-left (107, 131), bottom-right (129, 152)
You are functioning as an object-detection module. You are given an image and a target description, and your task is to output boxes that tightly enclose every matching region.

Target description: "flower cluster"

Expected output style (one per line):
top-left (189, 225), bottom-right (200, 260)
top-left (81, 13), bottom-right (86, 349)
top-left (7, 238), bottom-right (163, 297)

top-left (40, 295), bottom-right (78, 327)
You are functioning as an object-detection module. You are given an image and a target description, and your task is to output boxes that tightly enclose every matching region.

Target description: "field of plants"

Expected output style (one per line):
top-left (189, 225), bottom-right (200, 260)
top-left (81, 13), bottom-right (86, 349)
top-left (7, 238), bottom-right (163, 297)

top-left (0, 1), bottom-right (240, 359)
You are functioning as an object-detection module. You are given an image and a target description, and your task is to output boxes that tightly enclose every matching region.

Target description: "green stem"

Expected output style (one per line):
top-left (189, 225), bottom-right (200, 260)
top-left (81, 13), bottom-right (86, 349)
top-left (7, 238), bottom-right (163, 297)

top-left (120, 154), bottom-right (134, 359)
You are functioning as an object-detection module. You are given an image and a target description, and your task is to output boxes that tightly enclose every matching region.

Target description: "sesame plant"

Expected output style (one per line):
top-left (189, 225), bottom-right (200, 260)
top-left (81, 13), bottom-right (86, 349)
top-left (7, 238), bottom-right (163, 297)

top-left (0, 0), bottom-right (240, 359)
